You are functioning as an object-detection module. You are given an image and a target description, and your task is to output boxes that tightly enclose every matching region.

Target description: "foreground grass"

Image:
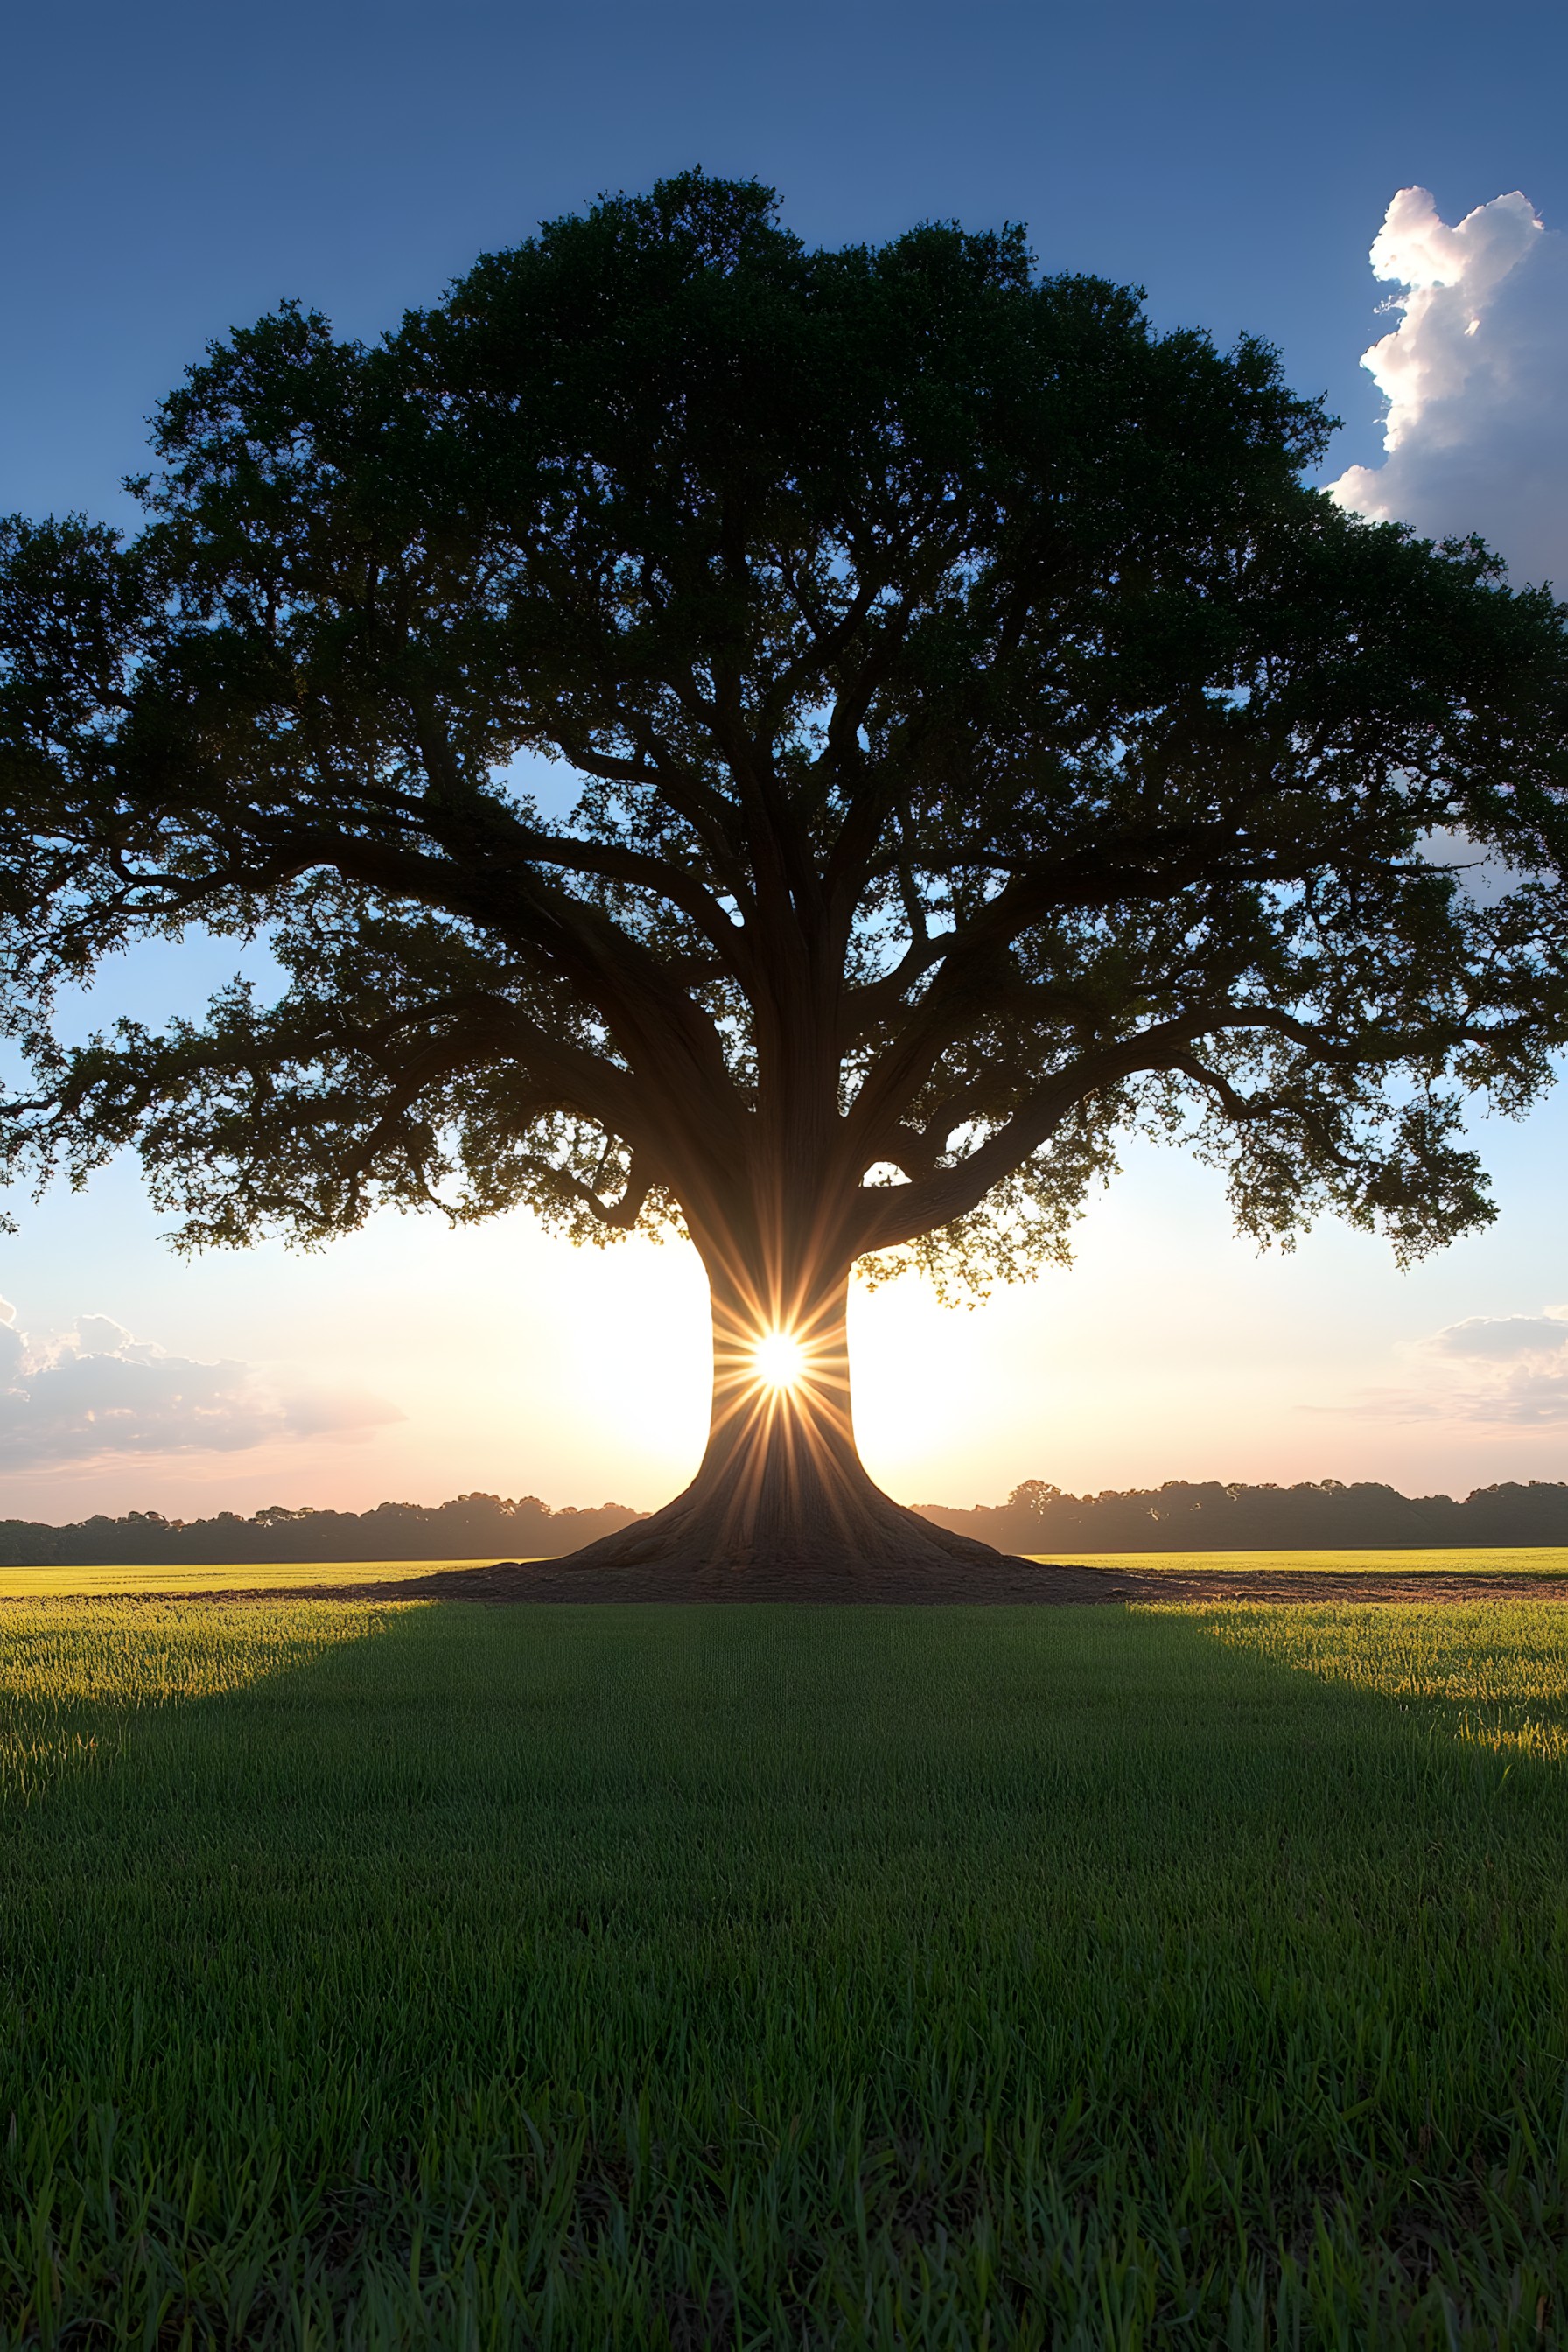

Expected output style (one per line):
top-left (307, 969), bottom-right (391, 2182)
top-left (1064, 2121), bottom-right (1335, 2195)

top-left (2, 1601), bottom-right (1568, 2347)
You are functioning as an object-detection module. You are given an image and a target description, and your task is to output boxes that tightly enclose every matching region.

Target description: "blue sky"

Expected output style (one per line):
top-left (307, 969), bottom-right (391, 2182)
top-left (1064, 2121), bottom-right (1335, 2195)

top-left (4, 0), bottom-right (1567, 1517)
top-left (6, 0), bottom-right (1565, 522)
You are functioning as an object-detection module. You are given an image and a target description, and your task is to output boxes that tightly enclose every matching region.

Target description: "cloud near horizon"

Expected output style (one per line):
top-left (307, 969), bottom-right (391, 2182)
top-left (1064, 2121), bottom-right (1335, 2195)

top-left (0, 1306), bottom-right (402, 1469)
top-left (1322, 1306), bottom-right (1568, 1426)
top-left (1327, 186), bottom-right (1568, 588)
top-left (1430, 1309), bottom-right (1568, 1362)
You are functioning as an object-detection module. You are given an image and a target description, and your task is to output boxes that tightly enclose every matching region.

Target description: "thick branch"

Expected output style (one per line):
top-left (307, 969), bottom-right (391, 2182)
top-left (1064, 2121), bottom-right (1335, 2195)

top-left (517, 1152), bottom-right (654, 1231)
top-left (849, 995), bottom-right (1486, 1255)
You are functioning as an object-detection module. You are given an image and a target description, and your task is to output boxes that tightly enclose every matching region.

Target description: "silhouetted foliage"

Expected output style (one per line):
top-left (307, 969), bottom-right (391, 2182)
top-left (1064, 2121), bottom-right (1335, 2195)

top-left (4, 1477), bottom-right (1565, 1566)
top-left (917, 1477), bottom-right (1568, 1553)
top-left (0, 1492), bottom-right (640, 1568)
top-left (4, 172), bottom-right (1566, 1569)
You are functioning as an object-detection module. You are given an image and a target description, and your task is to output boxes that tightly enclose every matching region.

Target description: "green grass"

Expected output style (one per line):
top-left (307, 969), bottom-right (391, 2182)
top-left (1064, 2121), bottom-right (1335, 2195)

top-left (4, 1599), bottom-right (1568, 2347)
top-left (1039, 1548), bottom-right (1568, 1577)
top-left (0, 1559), bottom-right (497, 1599)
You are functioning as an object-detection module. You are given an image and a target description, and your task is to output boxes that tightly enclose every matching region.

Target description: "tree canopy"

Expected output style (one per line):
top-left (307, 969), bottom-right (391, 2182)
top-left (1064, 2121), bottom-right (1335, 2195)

top-left (4, 172), bottom-right (1566, 1576)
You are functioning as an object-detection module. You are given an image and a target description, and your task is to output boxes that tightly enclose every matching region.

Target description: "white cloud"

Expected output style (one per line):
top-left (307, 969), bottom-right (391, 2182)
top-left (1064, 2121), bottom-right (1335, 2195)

top-left (1316, 1306), bottom-right (1568, 1425)
top-left (0, 1311), bottom-right (402, 1469)
top-left (1327, 186), bottom-right (1568, 587)
top-left (74, 1312), bottom-right (133, 1356)
top-left (1479, 1368), bottom-right (1568, 1425)
top-left (1430, 1310), bottom-right (1568, 1361)
top-left (1424, 1307), bottom-right (1568, 1424)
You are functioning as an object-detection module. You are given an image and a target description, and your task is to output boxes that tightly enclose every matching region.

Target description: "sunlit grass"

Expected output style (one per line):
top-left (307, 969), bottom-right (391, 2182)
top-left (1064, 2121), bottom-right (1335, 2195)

top-left (1172, 1597), bottom-right (1568, 1761)
top-left (0, 1556), bottom-right (499, 1599)
top-left (0, 1599), bottom-right (409, 1807)
top-left (4, 1599), bottom-right (1568, 2345)
top-left (1046, 1545), bottom-right (1568, 1575)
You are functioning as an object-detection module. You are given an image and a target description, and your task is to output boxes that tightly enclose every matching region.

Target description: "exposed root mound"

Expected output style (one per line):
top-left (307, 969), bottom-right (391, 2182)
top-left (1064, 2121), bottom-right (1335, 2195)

top-left (390, 1551), bottom-right (1118, 1604)
top-left (382, 1475), bottom-right (1120, 1602)
top-left (558, 1480), bottom-right (1012, 1578)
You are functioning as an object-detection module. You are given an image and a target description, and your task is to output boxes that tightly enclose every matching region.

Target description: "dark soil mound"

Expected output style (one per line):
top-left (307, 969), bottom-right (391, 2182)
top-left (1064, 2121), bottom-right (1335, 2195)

top-left (293, 1560), bottom-right (1568, 1606)
top-left (384, 1554), bottom-right (1123, 1604)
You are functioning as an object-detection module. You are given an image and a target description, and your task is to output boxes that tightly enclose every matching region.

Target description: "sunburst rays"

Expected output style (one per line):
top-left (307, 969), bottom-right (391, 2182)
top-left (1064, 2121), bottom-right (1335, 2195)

top-left (697, 1260), bottom-right (862, 1541)
top-left (752, 1329), bottom-right (808, 1390)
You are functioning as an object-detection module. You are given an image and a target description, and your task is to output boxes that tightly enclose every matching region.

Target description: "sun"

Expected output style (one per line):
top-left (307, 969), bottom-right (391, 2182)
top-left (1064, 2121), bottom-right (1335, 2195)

top-left (752, 1329), bottom-right (807, 1391)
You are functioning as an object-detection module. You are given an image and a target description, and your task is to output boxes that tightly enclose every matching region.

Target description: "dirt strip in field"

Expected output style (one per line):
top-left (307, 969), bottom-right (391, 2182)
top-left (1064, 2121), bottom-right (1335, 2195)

top-left (376, 1560), bottom-right (1568, 1606)
top-left (22, 1562), bottom-right (1568, 1606)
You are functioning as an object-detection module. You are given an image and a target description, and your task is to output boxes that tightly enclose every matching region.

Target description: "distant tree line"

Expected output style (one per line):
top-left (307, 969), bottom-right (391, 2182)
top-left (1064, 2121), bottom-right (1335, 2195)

top-left (0, 1493), bottom-right (642, 1568)
top-left (917, 1479), bottom-right (1568, 1553)
top-left (3, 1478), bottom-right (1566, 1567)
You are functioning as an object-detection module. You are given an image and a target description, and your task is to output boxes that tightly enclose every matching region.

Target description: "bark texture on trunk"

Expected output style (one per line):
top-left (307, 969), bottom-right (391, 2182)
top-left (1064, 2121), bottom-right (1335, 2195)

top-left (556, 1265), bottom-right (1019, 1581)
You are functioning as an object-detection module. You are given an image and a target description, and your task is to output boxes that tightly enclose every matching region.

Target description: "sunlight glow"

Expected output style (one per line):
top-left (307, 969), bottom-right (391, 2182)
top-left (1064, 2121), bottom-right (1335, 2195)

top-left (752, 1329), bottom-right (808, 1391)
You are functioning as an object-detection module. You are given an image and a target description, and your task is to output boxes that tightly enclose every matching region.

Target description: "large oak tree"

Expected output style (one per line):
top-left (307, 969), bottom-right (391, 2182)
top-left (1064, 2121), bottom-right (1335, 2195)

top-left (3, 173), bottom-right (1566, 1577)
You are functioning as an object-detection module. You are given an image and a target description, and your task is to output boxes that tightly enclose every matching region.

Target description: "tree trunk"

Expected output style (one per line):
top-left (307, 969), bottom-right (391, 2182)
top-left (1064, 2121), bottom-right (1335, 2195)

top-left (555, 1261), bottom-right (1020, 1583)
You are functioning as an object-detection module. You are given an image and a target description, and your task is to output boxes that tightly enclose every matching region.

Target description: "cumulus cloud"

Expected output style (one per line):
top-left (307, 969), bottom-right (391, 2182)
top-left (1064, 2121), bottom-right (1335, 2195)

top-left (1431, 1309), bottom-right (1568, 1361)
top-left (1321, 1306), bottom-right (1568, 1424)
top-left (1422, 1307), bottom-right (1568, 1421)
top-left (1327, 186), bottom-right (1568, 586)
top-left (0, 1310), bottom-right (402, 1468)
top-left (1478, 1369), bottom-right (1568, 1425)
top-left (74, 1312), bottom-right (133, 1356)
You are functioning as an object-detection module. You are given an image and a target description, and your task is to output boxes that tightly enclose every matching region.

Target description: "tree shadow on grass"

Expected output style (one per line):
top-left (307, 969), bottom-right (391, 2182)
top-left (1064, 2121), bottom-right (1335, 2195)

top-left (0, 1592), bottom-right (414, 1819)
top-left (3, 1600), bottom-right (1567, 2346)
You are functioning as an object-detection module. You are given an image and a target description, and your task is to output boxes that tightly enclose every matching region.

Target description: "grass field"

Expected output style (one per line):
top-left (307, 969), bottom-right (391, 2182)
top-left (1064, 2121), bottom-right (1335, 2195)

top-left (4, 1598), bottom-right (1568, 2347)
top-left (4, 1546), bottom-right (1567, 1599)
top-left (0, 1558), bottom-right (492, 1599)
top-left (1049, 1549), bottom-right (1568, 1578)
